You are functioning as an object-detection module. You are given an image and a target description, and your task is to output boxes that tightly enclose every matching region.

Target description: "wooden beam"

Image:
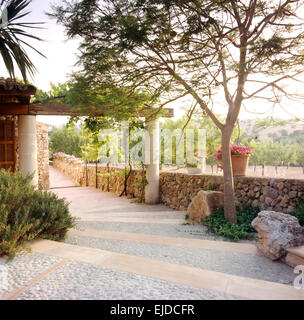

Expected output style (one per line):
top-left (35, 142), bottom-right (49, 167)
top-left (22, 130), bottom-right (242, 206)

top-left (0, 102), bottom-right (174, 118)
top-left (0, 103), bottom-right (29, 115)
top-left (29, 104), bottom-right (83, 116)
top-left (29, 104), bottom-right (174, 118)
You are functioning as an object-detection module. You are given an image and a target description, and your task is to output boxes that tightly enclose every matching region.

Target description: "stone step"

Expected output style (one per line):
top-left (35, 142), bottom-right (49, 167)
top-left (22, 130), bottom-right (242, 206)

top-left (284, 246), bottom-right (304, 268)
top-left (29, 239), bottom-right (304, 300)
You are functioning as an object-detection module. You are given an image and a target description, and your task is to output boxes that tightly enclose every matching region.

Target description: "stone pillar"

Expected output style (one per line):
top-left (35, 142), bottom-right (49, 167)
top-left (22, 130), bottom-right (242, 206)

top-left (145, 117), bottom-right (160, 204)
top-left (200, 156), bottom-right (207, 173)
top-left (18, 115), bottom-right (38, 186)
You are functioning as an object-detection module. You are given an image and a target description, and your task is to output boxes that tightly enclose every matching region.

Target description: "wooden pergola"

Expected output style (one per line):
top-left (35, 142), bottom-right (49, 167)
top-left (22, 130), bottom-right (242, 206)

top-left (0, 77), bottom-right (174, 203)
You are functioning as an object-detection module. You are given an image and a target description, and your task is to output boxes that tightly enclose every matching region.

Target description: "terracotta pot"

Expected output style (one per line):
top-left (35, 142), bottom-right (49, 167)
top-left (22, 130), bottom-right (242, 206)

top-left (218, 154), bottom-right (250, 177)
top-left (231, 155), bottom-right (250, 176)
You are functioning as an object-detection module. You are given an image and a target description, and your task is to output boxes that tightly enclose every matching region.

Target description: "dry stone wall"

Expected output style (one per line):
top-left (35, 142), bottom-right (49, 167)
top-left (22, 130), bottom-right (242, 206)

top-left (0, 117), bottom-right (50, 190)
top-left (160, 172), bottom-right (304, 213)
top-left (36, 122), bottom-right (50, 190)
top-left (53, 155), bottom-right (145, 199)
top-left (52, 154), bottom-right (304, 212)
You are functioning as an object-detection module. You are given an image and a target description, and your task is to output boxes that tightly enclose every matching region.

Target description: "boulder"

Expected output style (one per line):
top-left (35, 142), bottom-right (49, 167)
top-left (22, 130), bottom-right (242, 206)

top-left (252, 211), bottom-right (304, 260)
top-left (187, 190), bottom-right (224, 222)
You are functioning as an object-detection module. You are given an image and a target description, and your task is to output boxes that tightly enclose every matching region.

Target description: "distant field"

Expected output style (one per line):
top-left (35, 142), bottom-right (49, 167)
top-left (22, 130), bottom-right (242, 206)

top-left (165, 165), bottom-right (304, 179)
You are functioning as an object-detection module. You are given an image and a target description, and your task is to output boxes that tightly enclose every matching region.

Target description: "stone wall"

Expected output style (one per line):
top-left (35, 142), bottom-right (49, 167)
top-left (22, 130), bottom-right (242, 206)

top-left (160, 172), bottom-right (304, 213)
top-left (53, 155), bottom-right (145, 199)
top-left (36, 122), bottom-right (50, 190)
top-left (0, 116), bottom-right (50, 190)
top-left (52, 154), bottom-right (304, 213)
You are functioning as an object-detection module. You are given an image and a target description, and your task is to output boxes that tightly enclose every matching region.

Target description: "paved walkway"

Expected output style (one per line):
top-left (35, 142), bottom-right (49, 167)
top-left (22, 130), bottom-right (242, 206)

top-left (0, 167), bottom-right (303, 300)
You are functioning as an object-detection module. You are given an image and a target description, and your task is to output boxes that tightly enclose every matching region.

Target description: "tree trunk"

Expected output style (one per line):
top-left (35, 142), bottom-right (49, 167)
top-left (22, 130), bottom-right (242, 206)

top-left (221, 127), bottom-right (237, 224)
top-left (262, 164), bottom-right (265, 176)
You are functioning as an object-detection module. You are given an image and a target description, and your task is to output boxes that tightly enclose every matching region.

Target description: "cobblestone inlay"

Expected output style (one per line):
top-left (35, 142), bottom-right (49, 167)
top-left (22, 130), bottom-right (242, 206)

top-left (17, 261), bottom-right (246, 300)
top-left (65, 234), bottom-right (294, 285)
top-left (0, 252), bottom-right (63, 299)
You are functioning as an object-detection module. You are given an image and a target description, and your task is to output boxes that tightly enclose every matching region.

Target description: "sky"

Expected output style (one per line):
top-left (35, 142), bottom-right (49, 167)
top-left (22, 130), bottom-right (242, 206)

top-left (1, 0), bottom-right (303, 127)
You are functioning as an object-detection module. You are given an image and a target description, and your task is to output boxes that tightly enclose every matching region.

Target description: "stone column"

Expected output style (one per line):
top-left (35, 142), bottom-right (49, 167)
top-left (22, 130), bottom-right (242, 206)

top-left (18, 115), bottom-right (38, 186)
top-left (145, 117), bottom-right (160, 204)
top-left (200, 156), bottom-right (207, 173)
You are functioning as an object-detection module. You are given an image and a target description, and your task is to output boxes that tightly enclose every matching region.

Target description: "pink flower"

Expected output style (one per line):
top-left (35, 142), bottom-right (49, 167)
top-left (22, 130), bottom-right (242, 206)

top-left (213, 145), bottom-right (255, 160)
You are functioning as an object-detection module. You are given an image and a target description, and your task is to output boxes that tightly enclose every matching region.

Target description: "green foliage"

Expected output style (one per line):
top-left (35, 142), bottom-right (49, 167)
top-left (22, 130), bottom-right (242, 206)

top-left (207, 182), bottom-right (219, 191)
top-left (0, 0), bottom-right (45, 81)
top-left (134, 162), bottom-right (148, 203)
top-left (202, 205), bottom-right (260, 242)
top-left (0, 170), bottom-right (76, 259)
top-left (289, 196), bottom-right (304, 227)
top-left (49, 125), bottom-right (84, 158)
top-left (32, 82), bottom-right (69, 104)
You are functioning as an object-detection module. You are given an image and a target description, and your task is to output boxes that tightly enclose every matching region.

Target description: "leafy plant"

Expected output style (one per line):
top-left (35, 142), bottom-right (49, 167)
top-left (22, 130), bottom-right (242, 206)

top-left (207, 182), bottom-right (219, 191)
top-left (289, 196), bottom-right (304, 227)
top-left (133, 162), bottom-right (148, 203)
top-left (0, 170), bottom-right (76, 259)
top-left (201, 205), bottom-right (260, 242)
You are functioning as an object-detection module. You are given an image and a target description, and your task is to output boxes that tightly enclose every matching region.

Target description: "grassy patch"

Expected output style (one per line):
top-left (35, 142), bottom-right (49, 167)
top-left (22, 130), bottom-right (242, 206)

top-left (201, 205), bottom-right (260, 242)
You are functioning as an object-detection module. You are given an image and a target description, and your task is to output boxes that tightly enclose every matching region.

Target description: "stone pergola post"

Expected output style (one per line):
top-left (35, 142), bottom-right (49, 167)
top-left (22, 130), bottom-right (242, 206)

top-left (145, 116), bottom-right (160, 204)
top-left (18, 115), bottom-right (38, 186)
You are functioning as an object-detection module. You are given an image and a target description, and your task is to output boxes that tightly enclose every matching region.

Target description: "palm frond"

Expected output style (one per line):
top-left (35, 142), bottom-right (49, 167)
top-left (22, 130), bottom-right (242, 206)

top-left (0, 0), bottom-right (45, 81)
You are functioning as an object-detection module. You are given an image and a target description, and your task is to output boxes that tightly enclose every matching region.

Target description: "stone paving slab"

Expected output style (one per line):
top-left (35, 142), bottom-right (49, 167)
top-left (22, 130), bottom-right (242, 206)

top-left (49, 166), bottom-right (79, 189)
top-left (68, 229), bottom-right (258, 255)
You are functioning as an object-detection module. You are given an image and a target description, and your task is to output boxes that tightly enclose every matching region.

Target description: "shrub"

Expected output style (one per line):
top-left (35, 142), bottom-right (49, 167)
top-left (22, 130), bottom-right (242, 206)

top-left (201, 205), bottom-right (260, 242)
top-left (0, 170), bottom-right (76, 259)
top-left (289, 196), bottom-right (304, 227)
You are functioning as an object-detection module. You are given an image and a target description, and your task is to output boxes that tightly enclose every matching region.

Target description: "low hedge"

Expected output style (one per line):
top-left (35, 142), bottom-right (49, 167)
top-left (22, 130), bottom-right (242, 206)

top-left (0, 170), bottom-right (76, 259)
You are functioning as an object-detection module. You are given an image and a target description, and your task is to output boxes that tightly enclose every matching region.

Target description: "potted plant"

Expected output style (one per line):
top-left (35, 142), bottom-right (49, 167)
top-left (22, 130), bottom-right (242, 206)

top-left (213, 146), bottom-right (255, 176)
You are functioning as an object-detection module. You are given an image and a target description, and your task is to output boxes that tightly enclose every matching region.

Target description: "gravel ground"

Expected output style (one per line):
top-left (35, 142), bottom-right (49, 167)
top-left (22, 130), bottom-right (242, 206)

top-left (76, 220), bottom-right (257, 243)
top-left (0, 253), bottom-right (63, 299)
top-left (65, 235), bottom-right (294, 285)
top-left (17, 260), bottom-right (245, 300)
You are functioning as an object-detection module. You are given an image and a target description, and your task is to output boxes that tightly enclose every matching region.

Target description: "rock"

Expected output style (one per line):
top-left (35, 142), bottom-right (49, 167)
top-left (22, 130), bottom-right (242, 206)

top-left (263, 186), bottom-right (279, 200)
top-left (252, 211), bottom-right (304, 260)
top-left (253, 186), bottom-right (261, 192)
top-left (187, 190), bottom-right (224, 222)
top-left (289, 191), bottom-right (297, 199)
top-left (265, 197), bottom-right (273, 206)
